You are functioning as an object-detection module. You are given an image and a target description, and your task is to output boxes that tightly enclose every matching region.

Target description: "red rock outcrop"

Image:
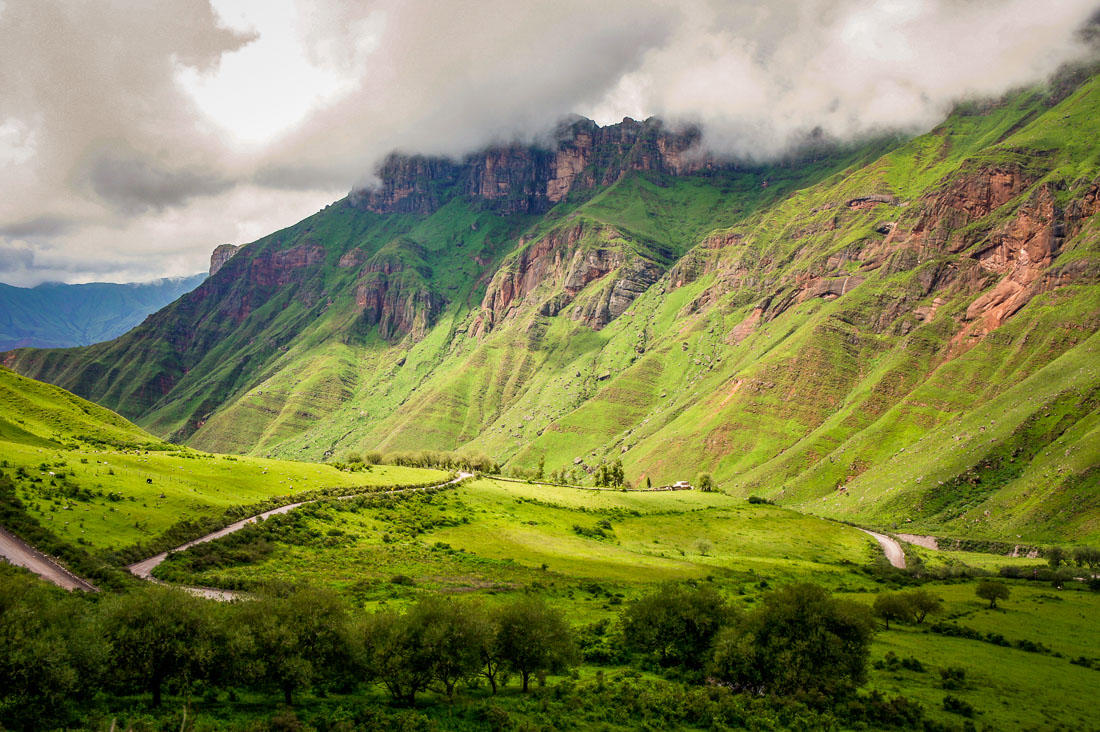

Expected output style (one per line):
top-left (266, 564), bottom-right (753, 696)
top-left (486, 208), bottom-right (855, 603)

top-left (351, 117), bottom-right (708, 217)
top-left (962, 185), bottom-right (1064, 330)
top-left (474, 222), bottom-right (664, 334)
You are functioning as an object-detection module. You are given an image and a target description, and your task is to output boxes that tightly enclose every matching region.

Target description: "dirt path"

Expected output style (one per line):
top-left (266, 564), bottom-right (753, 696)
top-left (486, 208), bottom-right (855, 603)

top-left (126, 472), bottom-right (472, 596)
top-left (0, 526), bottom-right (99, 591)
top-left (858, 528), bottom-right (907, 569)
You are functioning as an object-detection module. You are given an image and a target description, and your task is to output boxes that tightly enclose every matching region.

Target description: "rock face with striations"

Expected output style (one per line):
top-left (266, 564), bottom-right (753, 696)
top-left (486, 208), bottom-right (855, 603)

top-left (209, 244), bottom-right (241, 277)
top-left (350, 116), bottom-right (707, 216)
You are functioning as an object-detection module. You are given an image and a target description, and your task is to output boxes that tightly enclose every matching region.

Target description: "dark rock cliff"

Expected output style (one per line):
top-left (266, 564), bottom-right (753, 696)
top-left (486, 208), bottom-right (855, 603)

top-left (350, 117), bottom-right (707, 216)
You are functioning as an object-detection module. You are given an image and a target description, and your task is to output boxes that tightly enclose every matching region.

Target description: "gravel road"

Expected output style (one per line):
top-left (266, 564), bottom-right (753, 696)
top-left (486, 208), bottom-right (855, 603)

top-left (0, 526), bottom-right (99, 591)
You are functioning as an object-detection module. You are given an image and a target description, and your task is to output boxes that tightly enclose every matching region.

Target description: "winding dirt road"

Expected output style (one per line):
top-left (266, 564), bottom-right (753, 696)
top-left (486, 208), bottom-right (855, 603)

top-left (3, 473), bottom-right (470, 598)
top-left (0, 526), bottom-right (99, 591)
top-left (858, 528), bottom-right (907, 569)
top-left (126, 472), bottom-right (473, 596)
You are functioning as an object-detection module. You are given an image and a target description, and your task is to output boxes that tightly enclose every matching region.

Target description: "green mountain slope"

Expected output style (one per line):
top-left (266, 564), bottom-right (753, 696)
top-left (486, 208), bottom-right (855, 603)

top-left (0, 274), bottom-right (205, 350)
top-left (0, 366), bottom-right (444, 553)
top-left (5, 73), bottom-right (1100, 543)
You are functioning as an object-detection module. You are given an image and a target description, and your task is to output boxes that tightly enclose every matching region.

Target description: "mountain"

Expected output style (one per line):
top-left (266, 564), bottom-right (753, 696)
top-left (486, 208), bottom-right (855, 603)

top-left (5, 70), bottom-right (1100, 543)
top-left (0, 274), bottom-right (206, 350)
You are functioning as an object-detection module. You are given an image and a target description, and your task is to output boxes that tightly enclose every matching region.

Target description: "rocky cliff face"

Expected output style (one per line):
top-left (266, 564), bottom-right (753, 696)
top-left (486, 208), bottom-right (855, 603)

top-left (351, 117), bottom-right (707, 216)
top-left (209, 244), bottom-right (241, 276)
top-left (473, 222), bottom-right (665, 334)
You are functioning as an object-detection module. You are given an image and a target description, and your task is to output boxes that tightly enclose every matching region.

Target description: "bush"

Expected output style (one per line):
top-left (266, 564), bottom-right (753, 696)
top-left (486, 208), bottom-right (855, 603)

top-left (943, 694), bottom-right (975, 717)
top-left (939, 667), bottom-right (967, 690)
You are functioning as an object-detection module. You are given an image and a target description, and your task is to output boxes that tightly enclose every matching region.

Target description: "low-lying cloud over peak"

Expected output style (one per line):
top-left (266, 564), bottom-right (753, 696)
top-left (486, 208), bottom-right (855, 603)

top-left (1, 0), bottom-right (1097, 286)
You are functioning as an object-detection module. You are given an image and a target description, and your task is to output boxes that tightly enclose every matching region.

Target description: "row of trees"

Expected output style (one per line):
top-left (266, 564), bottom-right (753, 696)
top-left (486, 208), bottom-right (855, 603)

top-left (872, 589), bottom-right (943, 629)
top-left (0, 568), bottom-right (575, 729)
top-left (340, 450), bottom-right (498, 474)
top-left (1045, 545), bottom-right (1100, 570)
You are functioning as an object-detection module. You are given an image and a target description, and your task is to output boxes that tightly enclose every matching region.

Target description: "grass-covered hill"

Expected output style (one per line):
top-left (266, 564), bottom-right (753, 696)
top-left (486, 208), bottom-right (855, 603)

top-left (0, 366), bottom-right (444, 558)
top-left (0, 274), bottom-right (205, 350)
top-left (5, 70), bottom-right (1100, 544)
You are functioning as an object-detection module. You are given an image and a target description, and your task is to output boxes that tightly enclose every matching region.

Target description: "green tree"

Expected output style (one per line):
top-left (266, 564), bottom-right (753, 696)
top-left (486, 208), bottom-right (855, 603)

top-left (903, 588), bottom-right (943, 624)
top-left (1047, 546), bottom-right (1065, 569)
top-left (362, 610), bottom-right (433, 706)
top-left (536, 456), bottom-right (545, 481)
top-left (496, 595), bottom-right (576, 691)
top-left (976, 580), bottom-right (1010, 609)
top-left (1073, 546), bottom-right (1100, 570)
top-left (0, 568), bottom-right (106, 728)
top-left (621, 582), bottom-right (732, 668)
top-left (410, 597), bottom-right (490, 701)
top-left (241, 587), bottom-right (351, 705)
top-left (872, 593), bottom-right (914, 630)
top-left (696, 473), bottom-right (715, 492)
top-left (102, 584), bottom-right (215, 707)
top-left (710, 583), bottom-right (875, 696)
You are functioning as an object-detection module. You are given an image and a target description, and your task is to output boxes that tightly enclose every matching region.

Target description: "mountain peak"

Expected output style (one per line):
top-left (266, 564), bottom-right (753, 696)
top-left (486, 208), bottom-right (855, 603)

top-left (350, 116), bottom-right (707, 216)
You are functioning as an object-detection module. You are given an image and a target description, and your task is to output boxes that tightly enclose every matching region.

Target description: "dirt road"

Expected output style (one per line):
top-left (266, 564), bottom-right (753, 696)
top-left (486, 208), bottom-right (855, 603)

top-left (858, 528), bottom-right (907, 569)
top-left (0, 526), bottom-right (99, 591)
top-left (127, 472), bottom-right (473, 589)
top-left (3, 473), bottom-right (470, 597)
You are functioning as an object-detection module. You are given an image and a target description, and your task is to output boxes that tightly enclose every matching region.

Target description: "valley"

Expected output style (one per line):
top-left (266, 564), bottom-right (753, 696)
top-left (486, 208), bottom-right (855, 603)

top-left (1, 54), bottom-right (1099, 732)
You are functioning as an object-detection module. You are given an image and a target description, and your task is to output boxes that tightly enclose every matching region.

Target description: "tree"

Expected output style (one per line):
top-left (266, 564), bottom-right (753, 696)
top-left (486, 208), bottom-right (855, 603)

top-left (102, 584), bottom-right (215, 707)
top-left (0, 568), bottom-right (107, 729)
top-left (645, 476), bottom-right (652, 489)
top-left (1072, 546), bottom-right (1100, 570)
top-left (495, 595), bottom-right (576, 691)
top-left (696, 473), bottom-right (715, 492)
top-left (872, 593), bottom-right (914, 630)
top-left (976, 580), bottom-right (1010, 609)
top-left (709, 583), bottom-right (875, 696)
top-left (410, 597), bottom-right (490, 701)
top-left (695, 538), bottom-right (713, 556)
top-left (362, 609), bottom-right (433, 706)
top-left (1047, 546), bottom-right (1065, 569)
top-left (536, 456), bottom-right (545, 481)
top-left (621, 582), bottom-right (732, 669)
top-left (240, 587), bottom-right (351, 705)
top-left (903, 588), bottom-right (943, 624)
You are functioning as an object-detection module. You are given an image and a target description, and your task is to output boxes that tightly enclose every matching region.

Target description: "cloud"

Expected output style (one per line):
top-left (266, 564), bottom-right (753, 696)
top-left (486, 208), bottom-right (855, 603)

top-left (1, 0), bottom-right (1098, 286)
top-left (77, 145), bottom-right (234, 215)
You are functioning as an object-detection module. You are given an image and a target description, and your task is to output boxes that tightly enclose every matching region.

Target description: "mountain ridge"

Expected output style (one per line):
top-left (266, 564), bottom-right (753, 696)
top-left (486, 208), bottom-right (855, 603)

top-left (0, 274), bottom-right (206, 350)
top-left (5, 72), bottom-right (1100, 543)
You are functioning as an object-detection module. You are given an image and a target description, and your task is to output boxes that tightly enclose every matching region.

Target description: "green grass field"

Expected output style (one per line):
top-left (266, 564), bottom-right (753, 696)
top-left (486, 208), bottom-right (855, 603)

top-left (149, 474), bottom-right (1100, 730)
top-left (850, 582), bottom-right (1100, 731)
top-left (153, 478), bottom-right (879, 603)
top-left (0, 366), bottom-right (447, 552)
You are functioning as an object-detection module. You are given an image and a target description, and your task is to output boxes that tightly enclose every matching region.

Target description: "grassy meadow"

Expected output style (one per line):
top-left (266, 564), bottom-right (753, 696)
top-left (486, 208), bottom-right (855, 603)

top-left (153, 477), bottom-right (877, 599)
top-left (145, 474), bottom-right (1100, 731)
top-left (0, 365), bottom-right (447, 553)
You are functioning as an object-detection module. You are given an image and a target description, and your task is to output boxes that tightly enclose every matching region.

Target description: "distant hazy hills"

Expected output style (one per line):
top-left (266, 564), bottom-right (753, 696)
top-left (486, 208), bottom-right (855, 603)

top-left (0, 275), bottom-right (205, 350)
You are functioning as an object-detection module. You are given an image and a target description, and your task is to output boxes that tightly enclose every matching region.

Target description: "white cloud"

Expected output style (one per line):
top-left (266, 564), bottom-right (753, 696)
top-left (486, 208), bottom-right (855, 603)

top-left (0, 0), bottom-right (1097, 286)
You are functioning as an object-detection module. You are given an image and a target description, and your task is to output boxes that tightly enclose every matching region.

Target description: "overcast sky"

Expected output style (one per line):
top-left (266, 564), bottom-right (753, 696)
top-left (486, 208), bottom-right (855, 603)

top-left (0, 0), bottom-right (1097, 287)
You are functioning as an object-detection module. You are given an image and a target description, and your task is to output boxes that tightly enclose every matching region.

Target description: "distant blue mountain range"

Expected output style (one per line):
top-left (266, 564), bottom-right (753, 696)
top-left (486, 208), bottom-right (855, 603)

top-left (0, 274), bottom-right (206, 350)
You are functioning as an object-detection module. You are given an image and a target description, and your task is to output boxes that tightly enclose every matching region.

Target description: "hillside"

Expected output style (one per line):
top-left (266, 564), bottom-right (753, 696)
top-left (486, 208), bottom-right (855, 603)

top-left (0, 366), bottom-right (444, 555)
top-left (5, 72), bottom-right (1100, 544)
top-left (0, 274), bottom-right (205, 350)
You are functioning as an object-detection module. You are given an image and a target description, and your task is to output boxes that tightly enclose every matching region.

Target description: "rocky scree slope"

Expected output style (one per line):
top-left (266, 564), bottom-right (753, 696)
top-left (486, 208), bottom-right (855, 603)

top-left (5, 77), bottom-right (1100, 543)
